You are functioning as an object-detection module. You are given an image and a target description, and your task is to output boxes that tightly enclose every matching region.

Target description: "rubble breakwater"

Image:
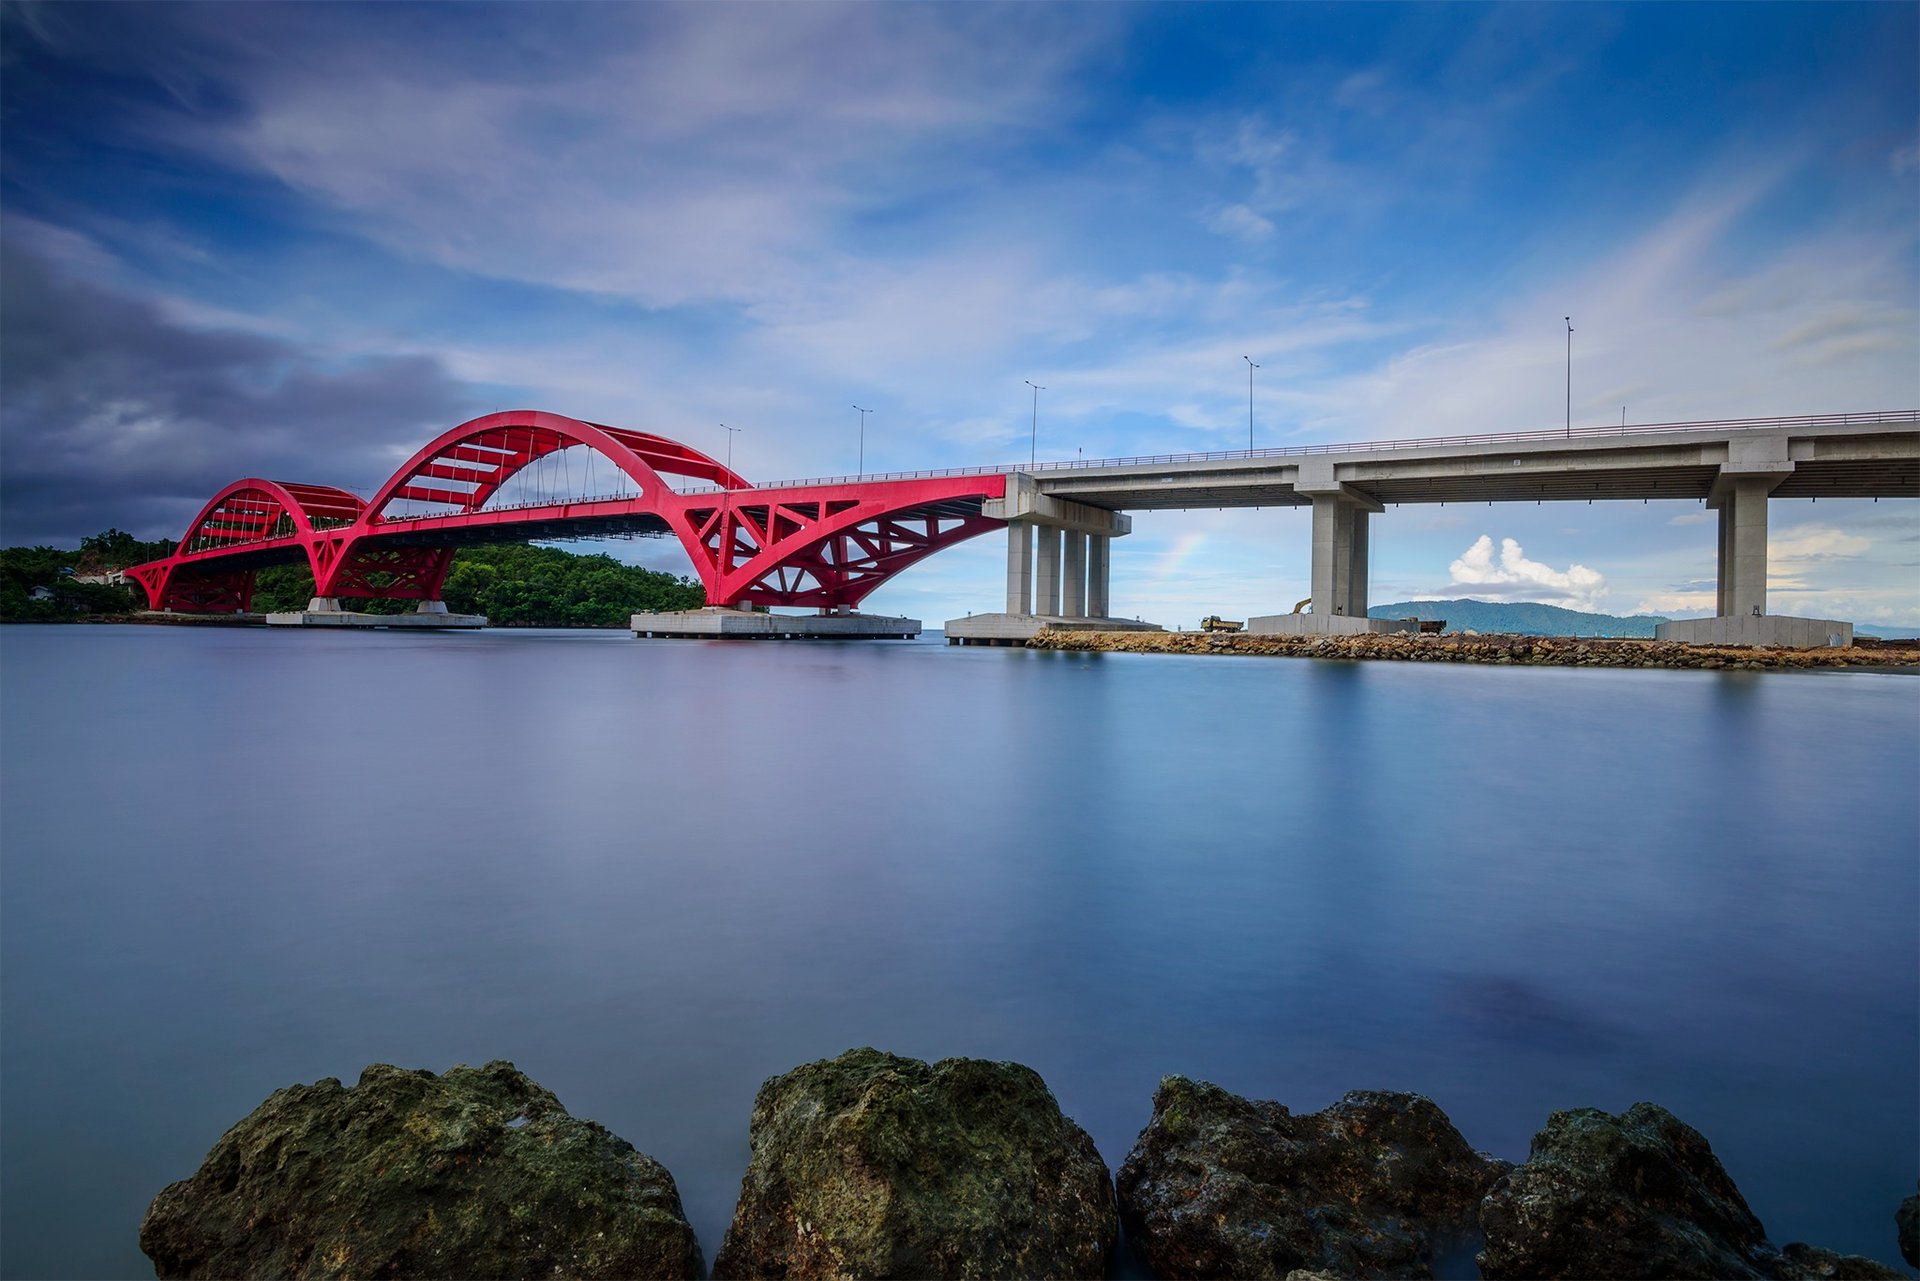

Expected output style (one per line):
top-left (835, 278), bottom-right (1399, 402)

top-left (1028, 628), bottom-right (1920, 670)
top-left (140, 1052), bottom-right (1916, 1280)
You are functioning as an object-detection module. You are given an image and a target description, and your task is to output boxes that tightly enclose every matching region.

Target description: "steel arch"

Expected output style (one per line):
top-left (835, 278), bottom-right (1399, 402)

top-left (122, 411), bottom-right (1010, 613)
top-left (363, 410), bottom-right (746, 520)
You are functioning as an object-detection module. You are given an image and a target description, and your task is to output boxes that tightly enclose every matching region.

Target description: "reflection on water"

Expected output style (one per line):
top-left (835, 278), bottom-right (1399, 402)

top-left (2, 626), bottom-right (1915, 1278)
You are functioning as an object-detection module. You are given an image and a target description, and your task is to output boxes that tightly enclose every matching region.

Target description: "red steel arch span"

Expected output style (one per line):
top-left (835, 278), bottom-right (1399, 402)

top-left (125, 411), bottom-right (1007, 614)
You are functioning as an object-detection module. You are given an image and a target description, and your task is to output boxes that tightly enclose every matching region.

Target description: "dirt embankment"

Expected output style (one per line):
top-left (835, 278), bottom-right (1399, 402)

top-left (1028, 629), bottom-right (1920, 670)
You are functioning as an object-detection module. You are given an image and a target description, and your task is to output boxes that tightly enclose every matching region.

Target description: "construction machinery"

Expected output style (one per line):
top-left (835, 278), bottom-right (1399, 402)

top-left (1199, 615), bottom-right (1244, 633)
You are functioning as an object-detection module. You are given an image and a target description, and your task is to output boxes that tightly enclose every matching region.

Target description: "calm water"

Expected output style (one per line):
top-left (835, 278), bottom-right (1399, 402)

top-left (2, 624), bottom-right (1915, 1278)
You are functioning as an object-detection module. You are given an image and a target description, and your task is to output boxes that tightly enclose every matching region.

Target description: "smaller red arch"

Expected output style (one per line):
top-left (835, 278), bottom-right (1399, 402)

top-left (174, 478), bottom-right (364, 558)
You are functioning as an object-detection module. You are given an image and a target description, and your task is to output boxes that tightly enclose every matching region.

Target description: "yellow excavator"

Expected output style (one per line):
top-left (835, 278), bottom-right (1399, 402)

top-left (1199, 615), bottom-right (1244, 633)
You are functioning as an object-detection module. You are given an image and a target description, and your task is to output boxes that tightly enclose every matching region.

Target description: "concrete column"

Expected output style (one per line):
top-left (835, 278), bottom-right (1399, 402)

top-left (1728, 507), bottom-right (1743, 614)
top-left (1310, 494), bottom-right (1356, 616)
top-left (1087, 535), bottom-right (1110, 619)
top-left (1005, 522), bottom-right (1033, 615)
top-left (1345, 510), bottom-right (1370, 620)
top-left (1727, 477), bottom-right (1770, 617)
top-left (1062, 530), bottom-right (1087, 617)
top-left (1035, 525), bottom-right (1062, 617)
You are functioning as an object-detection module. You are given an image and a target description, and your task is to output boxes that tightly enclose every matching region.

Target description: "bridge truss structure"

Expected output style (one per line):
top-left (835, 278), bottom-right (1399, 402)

top-left (124, 411), bottom-right (1007, 614)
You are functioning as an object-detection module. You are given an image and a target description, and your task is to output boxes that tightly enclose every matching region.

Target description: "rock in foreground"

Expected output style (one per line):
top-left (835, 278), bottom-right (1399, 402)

top-left (1478, 1102), bottom-right (1898, 1280)
top-left (1116, 1077), bottom-right (1507, 1279)
top-left (140, 1061), bottom-right (703, 1280)
top-left (1900, 1185), bottom-right (1919, 1268)
top-left (711, 1047), bottom-right (1114, 1279)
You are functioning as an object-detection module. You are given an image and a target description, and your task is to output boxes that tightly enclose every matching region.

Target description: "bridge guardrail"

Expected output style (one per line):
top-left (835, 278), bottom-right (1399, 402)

top-left (671, 409), bottom-right (1917, 494)
top-left (182, 409), bottom-right (1920, 547)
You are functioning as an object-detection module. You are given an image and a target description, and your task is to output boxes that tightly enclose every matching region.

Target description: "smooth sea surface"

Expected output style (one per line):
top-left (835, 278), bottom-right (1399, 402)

top-left (2, 623), bottom-right (1916, 1278)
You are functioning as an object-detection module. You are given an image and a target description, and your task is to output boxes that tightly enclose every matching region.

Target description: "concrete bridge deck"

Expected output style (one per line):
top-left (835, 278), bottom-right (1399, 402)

top-left (945, 413), bottom-right (1917, 648)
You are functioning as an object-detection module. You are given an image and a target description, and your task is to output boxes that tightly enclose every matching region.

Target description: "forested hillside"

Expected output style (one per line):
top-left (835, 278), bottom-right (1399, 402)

top-left (1, 535), bottom-right (703, 627)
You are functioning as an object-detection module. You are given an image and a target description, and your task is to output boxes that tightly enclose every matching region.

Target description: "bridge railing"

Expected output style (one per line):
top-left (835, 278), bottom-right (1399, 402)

top-left (674, 409), bottom-right (1917, 494)
top-left (158, 410), bottom-right (1919, 555)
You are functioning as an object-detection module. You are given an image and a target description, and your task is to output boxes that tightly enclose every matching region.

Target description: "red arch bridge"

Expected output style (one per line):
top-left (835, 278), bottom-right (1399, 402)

top-left (124, 411), bottom-right (1011, 616)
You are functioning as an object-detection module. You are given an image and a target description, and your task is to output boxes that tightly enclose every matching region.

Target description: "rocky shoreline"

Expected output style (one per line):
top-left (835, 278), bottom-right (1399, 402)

top-left (1028, 628), bottom-right (1920, 670)
top-left (142, 1051), bottom-right (1917, 1280)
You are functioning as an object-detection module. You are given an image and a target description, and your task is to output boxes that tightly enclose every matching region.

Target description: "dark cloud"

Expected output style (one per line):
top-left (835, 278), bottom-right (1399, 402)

top-left (0, 238), bottom-right (476, 546)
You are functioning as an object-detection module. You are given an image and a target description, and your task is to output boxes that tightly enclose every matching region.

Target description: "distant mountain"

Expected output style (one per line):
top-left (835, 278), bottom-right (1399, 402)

top-left (1856, 622), bottom-right (1920, 640)
top-left (1368, 599), bottom-right (1669, 637)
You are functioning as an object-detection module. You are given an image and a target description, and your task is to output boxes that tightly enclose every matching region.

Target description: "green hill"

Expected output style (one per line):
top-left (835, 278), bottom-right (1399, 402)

top-left (1368, 599), bottom-right (1670, 637)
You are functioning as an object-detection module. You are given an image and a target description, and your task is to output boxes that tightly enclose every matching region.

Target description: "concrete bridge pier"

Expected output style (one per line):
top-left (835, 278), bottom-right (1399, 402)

top-left (1062, 530), bottom-right (1087, 617)
top-left (1087, 534), bottom-right (1110, 618)
top-left (1035, 525), bottom-right (1063, 616)
top-left (1249, 464), bottom-right (1410, 637)
top-left (1661, 439), bottom-right (1853, 646)
top-left (948, 474), bottom-right (1158, 643)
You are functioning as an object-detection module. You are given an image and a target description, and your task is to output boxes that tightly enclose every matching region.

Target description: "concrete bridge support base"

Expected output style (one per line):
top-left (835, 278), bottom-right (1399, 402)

top-left (944, 613), bottom-right (1163, 645)
top-left (632, 607), bottom-right (920, 639)
top-left (266, 598), bottom-right (487, 628)
top-left (1655, 615), bottom-right (1853, 648)
top-left (1245, 613), bottom-right (1415, 637)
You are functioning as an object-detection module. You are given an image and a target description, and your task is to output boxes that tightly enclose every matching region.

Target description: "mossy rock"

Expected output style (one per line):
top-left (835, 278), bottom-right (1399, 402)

top-left (711, 1047), bottom-right (1115, 1279)
top-left (139, 1061), bottom-right (702, 1279)
top-left (1478, 1102), bottom-right (1898, 1280)
top-left (1117, 1076), bottom-right (1507, 1279)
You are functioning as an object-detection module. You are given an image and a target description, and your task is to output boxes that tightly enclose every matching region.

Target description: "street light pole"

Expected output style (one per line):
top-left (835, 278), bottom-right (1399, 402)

top-left (1025, 380), bottom-right (1045, 469)
top-left (719, 423), bottom-right (742, 599)
top-left (852, 405), bottom-right (871, 478)
top-left (1565, 317), bottom-right (1573, 439)
top-left (1243, 355), bottom-right (1260, 451)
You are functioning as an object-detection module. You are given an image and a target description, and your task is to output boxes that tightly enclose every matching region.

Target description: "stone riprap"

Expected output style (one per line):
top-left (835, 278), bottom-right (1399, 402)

top-left (137, 1058), bottom-right (1915, 1279)
top-left (1028, 628), bottom-right (1920, 669)
top-left (1477, 1103), bottom-right (1900, 1280)
top-left (711, 1047), bottom-right (1115, 1279)
top-left (139, 1061), bottom-right (703, 1280)
top-left (1117, 1077), bottom-right (1507, 1279)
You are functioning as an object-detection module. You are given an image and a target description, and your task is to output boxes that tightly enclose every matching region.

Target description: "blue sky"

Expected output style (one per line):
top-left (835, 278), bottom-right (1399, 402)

top-left (3, 2), bottom-right (1915, 622)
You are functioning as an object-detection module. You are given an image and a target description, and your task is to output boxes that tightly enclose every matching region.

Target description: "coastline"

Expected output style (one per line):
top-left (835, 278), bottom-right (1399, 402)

top-left (1028, 628), bottom-right (1920, 671)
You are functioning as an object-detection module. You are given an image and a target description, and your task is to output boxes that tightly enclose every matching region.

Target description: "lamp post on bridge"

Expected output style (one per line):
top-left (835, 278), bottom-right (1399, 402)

top-left (1025, 380), bottom-right (1045, 469)
top-left (852, 405), bottom-right (871, 478)
top-left (1244, 355), bottom-right (1260, 451)
top-left (1565, 317), bottom-right (1573, 439)
top-left (720, 423), bottom-right (742, 602)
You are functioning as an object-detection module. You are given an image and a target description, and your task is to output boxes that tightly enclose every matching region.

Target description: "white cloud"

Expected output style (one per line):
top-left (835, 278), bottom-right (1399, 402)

top-left (1444, 534), bottom-right (1608, 610)
top-left (1207, 203), bottom-right (1275, 241)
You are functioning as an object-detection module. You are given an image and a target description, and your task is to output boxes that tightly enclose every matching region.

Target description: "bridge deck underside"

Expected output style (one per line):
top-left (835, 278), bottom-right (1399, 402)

top-left (168, 542), bottom-right (311, 575)
top-left (369, 512), bottom-right (675, 547)
top-left (1048, 457), bottom-right (1916, 511)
